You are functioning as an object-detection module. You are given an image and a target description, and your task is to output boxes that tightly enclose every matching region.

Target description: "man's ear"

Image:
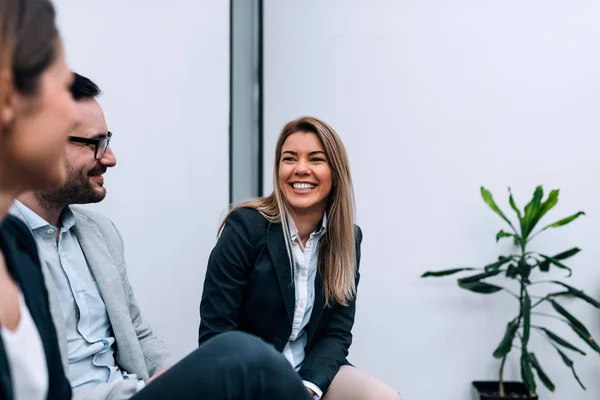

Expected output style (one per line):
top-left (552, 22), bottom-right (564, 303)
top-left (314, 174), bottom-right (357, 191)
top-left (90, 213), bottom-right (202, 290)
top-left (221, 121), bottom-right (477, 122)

top-left (0, 68), bottom-right (16, 132)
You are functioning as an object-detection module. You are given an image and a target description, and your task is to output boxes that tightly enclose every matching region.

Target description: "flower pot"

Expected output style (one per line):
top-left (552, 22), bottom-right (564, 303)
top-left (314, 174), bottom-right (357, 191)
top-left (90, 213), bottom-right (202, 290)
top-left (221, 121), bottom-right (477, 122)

top-left (472, 381), bottom-right (536, 399)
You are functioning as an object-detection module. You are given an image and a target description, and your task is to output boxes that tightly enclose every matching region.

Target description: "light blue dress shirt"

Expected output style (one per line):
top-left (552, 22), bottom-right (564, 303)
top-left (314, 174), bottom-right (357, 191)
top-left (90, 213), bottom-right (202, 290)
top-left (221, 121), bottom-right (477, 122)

top-left (284, 214), bottom-right (327, 398)
top-left (14, 201), bottom-right (142, 390)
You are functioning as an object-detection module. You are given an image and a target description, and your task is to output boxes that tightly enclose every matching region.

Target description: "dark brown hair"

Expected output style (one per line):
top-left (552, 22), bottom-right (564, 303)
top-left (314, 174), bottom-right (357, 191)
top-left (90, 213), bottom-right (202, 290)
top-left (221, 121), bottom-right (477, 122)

top-left (70, 73), bottom-right (101, 100)
top-left (1, 0), bottom-right (59, 96)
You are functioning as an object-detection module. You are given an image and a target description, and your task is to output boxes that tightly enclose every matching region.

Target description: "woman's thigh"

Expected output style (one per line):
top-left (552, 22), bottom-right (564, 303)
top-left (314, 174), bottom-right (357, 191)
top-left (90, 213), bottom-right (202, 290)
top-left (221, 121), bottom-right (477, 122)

top-left (323, 366), bottom-right (402, 400)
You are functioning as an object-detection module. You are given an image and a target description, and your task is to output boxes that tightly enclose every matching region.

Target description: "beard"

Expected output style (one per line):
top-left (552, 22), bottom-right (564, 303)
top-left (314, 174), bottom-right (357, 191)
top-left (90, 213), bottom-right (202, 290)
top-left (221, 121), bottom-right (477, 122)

top-left (35, 162), bottom-right (107, 211)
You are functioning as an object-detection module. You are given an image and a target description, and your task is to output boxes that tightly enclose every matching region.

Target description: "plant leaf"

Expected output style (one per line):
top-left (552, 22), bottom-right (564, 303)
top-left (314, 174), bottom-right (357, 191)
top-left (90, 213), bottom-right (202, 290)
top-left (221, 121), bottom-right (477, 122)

top-left (458, 270), bottom-right (503, 284)
top-left (548, 291), bottom-right (576, 298)
top-left (537, 189), bottom-right (559, 223)
top-left (481, 187), bottom-right (516, 231)
top-left (553, 247), bottom-right (581, 261)
top-left (521, 349), bottom-right (537, 396)
top-left (496, 230), bottom-right (516, 242)
top-left (571, 365), bottom-right (587, 391)
top-left (533, 246), bottom-right (579, 273)
top-left (421, 268), bottom-right (475, 278)
top-left (523, 293), bottom-right (531, 344)
top-left (506, 264), bottom-right (519, 278)
top-left (538, 255), bottom-right (572, 277)
top-left (538, 259), bottom-right (551, 272)
top-left (551, 300), bottom-right (600, 353)
top-left (555, 348), bottom-right (587, 390)
top-left (569, 324), bottom-right (600, 353)
top-left (528, 352), bottom-right (555, 392)
top-left (540, 211), bottom-right (585, 232)
top-left (484, 256), bottom-right (513, 271)
top-left (508, 187), bottom-right (523, 228)
top-left (458, 281), bottom-right (504, 294)
top-left (493, 319), bottom-right (519, 358)
top-left (550, 281), bottom-right (600, 308)
top-left (556, 347), bottom-right (572, 367)
top-left (540, 327), bottom-right (587, 356)
top-left (518, 258), bottom-right (532, 279)
top-left (522, 186), bottom-right (544, 239)
top-left (551, 300), bottom-right (587, 332)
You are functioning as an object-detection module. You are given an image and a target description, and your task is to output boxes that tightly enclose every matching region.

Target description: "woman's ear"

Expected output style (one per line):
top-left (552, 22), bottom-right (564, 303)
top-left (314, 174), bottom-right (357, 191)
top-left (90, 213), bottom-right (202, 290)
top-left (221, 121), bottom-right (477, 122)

top-left (0, 68), bottom-right (16, 132)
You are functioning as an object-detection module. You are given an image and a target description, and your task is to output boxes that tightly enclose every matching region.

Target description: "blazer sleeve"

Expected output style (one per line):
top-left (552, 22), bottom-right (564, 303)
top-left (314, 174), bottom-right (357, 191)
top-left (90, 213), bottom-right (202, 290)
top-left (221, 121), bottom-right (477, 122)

top-left (298, 226), bottom-right (363, 394)
top-left (198, 209), bottom-right (257, 345)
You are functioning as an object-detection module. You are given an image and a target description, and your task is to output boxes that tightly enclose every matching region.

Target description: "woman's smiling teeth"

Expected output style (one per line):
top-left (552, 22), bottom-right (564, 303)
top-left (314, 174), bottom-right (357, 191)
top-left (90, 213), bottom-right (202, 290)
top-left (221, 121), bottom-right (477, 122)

top-left (292, 182), bottom-right (316, 191)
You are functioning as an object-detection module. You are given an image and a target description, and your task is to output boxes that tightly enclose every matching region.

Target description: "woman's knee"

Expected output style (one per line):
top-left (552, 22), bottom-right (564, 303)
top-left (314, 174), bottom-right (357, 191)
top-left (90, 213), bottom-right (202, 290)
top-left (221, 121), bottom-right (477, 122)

top-left (325, 366), bottom-right (402, 400)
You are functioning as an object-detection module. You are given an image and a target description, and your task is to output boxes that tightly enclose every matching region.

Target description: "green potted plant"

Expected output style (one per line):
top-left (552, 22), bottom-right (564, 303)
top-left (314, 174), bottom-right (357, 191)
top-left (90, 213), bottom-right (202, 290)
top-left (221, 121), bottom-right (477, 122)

top-left (422, 186), bottom-right (599, 399)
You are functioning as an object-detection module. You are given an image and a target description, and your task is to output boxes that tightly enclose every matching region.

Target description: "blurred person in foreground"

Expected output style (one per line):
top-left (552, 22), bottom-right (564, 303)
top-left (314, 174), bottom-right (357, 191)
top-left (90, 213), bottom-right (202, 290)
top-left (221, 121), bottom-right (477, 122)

top-left (0, 0), bottom-right (77, 399)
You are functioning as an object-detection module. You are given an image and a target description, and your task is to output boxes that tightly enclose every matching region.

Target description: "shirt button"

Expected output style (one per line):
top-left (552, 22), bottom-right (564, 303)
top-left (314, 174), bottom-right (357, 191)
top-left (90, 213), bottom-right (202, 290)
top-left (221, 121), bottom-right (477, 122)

top-left (47, 228), bottom-right (55, 235)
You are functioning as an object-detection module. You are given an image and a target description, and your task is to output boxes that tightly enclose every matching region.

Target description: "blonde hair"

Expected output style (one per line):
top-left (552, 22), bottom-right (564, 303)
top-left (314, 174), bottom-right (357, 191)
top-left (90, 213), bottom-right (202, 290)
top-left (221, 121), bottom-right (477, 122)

top-left (220, 116), bottom-right (357, 306)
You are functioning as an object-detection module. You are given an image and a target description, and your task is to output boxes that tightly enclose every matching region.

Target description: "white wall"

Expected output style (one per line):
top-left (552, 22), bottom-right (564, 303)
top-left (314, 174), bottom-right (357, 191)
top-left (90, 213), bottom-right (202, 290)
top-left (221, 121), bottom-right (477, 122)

top-left (54, 0), bottom-right (230, 359)
top-left (264, 1), bottom-right (600, 398)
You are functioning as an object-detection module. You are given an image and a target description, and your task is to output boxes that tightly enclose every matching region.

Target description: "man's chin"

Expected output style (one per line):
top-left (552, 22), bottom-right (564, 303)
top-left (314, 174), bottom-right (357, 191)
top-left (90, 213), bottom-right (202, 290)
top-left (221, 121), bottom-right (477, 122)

top-left (93, 187), bottom-right (107, 201)
top-left (81, 182), bottom-right (107, 203)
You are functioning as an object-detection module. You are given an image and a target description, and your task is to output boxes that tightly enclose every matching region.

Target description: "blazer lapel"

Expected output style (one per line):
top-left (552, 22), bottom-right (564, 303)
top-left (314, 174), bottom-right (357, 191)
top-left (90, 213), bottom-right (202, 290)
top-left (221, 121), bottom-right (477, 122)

top-left (8, 205), bottom-right (69, 369)
top-left (72, 214), bottom-right (147, 377)
top-left (266, 222), bottom-right (295, 325)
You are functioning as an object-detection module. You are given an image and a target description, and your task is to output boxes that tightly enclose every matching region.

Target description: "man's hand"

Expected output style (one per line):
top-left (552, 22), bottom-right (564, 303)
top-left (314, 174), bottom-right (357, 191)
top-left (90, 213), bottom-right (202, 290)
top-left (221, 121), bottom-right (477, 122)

top-left (146, 366), bottom-right (171, 385)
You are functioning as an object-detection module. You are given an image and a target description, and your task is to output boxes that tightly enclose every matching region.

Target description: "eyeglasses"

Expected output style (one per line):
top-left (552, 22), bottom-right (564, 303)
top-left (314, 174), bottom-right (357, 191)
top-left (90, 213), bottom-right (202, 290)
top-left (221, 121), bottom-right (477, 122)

top-left (68, 132), bottom-right (113, 160)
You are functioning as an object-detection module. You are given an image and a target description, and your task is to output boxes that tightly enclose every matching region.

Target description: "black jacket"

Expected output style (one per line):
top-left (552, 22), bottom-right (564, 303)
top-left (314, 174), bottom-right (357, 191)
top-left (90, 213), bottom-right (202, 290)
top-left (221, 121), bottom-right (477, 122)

top-left (0, 215), bottom-right (72, 400)
top-left (199, 207), bottom-right (362, 394)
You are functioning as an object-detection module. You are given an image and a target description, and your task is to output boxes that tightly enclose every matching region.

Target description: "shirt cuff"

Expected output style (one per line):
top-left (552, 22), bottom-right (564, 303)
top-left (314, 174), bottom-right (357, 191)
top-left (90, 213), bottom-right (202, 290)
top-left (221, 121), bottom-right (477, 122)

top-left (136, 380), bottom-right (146, 393)
top-left (303, 380), bottom-right (323, 399)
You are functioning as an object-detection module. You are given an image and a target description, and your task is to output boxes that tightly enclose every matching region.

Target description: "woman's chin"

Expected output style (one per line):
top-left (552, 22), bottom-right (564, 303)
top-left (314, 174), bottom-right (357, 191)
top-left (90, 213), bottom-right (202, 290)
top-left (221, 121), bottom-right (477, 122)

top-left (287, 199), bottom-right (326, 214)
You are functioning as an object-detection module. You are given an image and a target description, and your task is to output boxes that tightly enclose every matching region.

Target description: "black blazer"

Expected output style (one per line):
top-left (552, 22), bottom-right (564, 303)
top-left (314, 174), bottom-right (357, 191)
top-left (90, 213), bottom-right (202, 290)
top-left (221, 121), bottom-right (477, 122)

top-left (199, 207), bottom-right (362, 394)
top-left (0, 215), bottom-right (72, 400)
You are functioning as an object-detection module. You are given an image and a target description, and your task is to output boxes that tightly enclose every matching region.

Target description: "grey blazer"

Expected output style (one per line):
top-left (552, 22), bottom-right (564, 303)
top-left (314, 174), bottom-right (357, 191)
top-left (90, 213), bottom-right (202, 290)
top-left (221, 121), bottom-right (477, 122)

top-left (10, 205), bottom-right (174, 400)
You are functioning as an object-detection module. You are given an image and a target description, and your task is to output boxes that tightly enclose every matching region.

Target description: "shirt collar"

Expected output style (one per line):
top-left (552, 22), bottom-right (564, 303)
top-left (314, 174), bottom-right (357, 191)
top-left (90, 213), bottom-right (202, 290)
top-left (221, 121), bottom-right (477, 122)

top-left (61, 207), bottom-right (77, 231)
top-left (13, 200), bottom-right (76, 232)
top-left (287, 212), bottom-right (328, 242)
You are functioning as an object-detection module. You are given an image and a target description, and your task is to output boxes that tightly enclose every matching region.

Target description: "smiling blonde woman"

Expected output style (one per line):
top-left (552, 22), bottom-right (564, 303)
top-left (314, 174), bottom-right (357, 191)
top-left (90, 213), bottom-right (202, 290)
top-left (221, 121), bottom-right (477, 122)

top-left (199, 116), bottom-right (401, 399)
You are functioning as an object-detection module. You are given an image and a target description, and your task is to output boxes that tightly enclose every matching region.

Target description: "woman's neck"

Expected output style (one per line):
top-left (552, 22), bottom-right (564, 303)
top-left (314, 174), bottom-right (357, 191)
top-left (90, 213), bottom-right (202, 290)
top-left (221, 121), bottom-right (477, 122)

top-left (292, 207), bottom-right (325, 246)
top-left (0, 189), bottom-right (17, 223)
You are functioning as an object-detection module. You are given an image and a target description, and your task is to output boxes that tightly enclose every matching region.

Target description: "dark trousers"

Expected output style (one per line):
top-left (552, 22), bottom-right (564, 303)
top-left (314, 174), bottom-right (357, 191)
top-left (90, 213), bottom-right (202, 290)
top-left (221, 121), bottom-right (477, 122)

top-left (131, 331), bottom-right (312, 400)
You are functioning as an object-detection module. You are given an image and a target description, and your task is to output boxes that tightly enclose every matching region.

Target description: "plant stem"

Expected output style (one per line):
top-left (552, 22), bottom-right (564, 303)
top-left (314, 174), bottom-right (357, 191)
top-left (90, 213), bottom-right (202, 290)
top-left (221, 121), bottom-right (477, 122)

top-left (531, 312), bottom-right (569, 324)
top-left (532, 326), bottom-right (552, 343)
top-left (528, 280), bottom-right (555, 286)
top-left (502, 288), bottom-right (520, 299)
top-left (527, 231), bottom-right (541, 244)
top-left (531, 296), bottom-right (550, 309)
top-left (518, 249), bottom-right (528, 394)
top-left (499, 355), bottom-right (507, 397)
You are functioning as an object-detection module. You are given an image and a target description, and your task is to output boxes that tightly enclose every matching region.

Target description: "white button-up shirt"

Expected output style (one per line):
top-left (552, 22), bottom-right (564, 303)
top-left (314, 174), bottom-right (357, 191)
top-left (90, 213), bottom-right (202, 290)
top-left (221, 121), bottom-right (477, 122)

top-left (283, 214), bottom-right (327, 398)
top-left (14, 201), bottom-right (143, 391)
